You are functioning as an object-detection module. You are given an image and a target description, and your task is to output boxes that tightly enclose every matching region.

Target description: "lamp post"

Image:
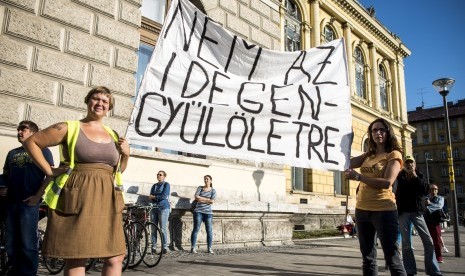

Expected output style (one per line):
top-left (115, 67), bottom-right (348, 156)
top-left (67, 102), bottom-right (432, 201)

top-left (425, 158), bottom-right (433, 184)
top-left (432, 77), bottom-right (460, 257)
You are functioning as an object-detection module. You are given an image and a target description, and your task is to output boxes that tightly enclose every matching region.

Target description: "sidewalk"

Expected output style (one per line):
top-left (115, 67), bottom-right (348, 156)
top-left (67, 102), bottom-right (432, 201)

top-left (38, 226), bottom-right (465, 275)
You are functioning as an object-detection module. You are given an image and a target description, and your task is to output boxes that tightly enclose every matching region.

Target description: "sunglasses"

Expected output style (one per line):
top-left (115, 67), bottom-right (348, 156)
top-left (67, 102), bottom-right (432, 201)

top-left (371, 128), bottom-right (387, 133)
top-left (17, 125), bottom-right (30, 131)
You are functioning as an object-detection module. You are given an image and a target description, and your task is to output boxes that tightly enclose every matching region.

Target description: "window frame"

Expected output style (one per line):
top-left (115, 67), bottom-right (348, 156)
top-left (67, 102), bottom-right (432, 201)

top-left (354, 47), bottom-right (366, 99)
top-left (378, 65), bottom-right (388, 111)
top-left (284, 0), bottom-right (302, 52)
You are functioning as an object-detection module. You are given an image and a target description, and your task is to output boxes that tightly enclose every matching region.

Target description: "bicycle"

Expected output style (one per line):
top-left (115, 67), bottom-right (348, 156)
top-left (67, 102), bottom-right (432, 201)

top-left (137, 204), bottom-right (164, 268)
top-left (123, 204), bottom-right (148, 269)
top-left (0, 218), bottom-right (8, 275)
top-left (0, 189), bottom-right (8, 275)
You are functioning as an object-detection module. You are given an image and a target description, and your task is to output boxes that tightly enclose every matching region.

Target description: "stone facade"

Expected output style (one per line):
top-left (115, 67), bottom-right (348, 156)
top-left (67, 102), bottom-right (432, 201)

top-left (0, 0), bottom-right (137, 135)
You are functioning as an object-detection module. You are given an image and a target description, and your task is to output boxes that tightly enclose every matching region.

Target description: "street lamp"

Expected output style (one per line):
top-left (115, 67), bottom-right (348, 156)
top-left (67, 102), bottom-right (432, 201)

top-left (425, 158), bottom-right (433, 184)
top-left (432, 77), bottom-right (460, 257)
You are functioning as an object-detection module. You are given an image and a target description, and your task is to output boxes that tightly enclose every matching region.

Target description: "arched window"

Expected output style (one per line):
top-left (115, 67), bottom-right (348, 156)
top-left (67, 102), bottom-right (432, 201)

top-left (323, 25), bottom-right (335, 43)
top-left (284, 0), bottom-right (301, 51)
top-left (354, 47), bottom-right (366, 98)
top-left (379, 65), bottom-right (388, 110)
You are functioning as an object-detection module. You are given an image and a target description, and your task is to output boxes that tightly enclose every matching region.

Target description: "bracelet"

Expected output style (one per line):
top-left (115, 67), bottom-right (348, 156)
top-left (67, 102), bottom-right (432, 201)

top-left (355, 174), bottom-right (361, 181)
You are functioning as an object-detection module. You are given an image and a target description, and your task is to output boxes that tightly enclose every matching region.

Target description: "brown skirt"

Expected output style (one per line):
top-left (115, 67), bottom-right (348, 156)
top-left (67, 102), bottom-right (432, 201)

top-left (43, 163), bottom-right (126, 258)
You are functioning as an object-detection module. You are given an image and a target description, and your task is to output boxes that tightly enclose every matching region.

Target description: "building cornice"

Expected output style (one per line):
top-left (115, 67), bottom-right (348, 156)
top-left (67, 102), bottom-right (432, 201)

top-left (327, 0), bottom-right (410, 58)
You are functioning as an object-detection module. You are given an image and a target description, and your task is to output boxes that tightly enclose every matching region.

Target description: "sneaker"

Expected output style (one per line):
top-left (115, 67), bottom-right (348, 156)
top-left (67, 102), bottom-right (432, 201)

top-left (438, 260), bottom-right (444, 263)
top-left (443, 246), bottom-right (449, 253)
top-left (162, 248), bottom-right (170, 254)
top-left (208, 248), bottom-right (214, 254)
top-left (191, 248), bottom-right (197, 254)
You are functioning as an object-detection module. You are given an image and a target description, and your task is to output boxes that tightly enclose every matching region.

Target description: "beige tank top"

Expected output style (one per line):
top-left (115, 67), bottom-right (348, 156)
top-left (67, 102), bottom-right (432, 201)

top-left (62, 129), bottom-right (119, 167)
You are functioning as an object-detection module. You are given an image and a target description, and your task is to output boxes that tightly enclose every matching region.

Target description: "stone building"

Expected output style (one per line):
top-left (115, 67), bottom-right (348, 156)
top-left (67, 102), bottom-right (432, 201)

top-left (408, 99), bottom-right (465, 215)
top-left (0, 0), bottom-right (413, 249)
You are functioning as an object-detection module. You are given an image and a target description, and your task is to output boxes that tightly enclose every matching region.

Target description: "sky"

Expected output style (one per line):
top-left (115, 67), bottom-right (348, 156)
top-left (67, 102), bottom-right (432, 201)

top-left (358, 0), bottom-right (465, 111)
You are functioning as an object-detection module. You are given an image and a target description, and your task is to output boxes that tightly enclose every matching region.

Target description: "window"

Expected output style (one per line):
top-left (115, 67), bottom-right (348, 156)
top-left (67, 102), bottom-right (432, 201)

top-left (451, 119), bottom-right (457, 128)
top-left (453, 149), bottom-right (459, 159)
top-left (439, 135), bottom-right (445, 143)
top-left (458, 184), bottom-right (464, 194)
top-left (378, 65), bottom-right (388, 110)
top-left (442, 166), bottom-right (448, 176)
top-left (135, 43), bottom-right (154, 95)
top-left (135, 0), bottom-right (207, 157)
top-left (422, 123), bottom-right (428, 131)
top-left (441, 150), bottom-right (446, 160)
top-left (354, 47), bottom-right (366, 98)
top-left (412, 137), bottom-right (417, 145)
top-left (452, 134), bottom-right (459, 141)
top-left (423, 137), bottom-right (429, 144)
top-left (141, 0), bottom-right (167, 24)
top-left (286, 0), bottom-right (305, 191)
top-left (455, 166), bottom-right (461, 176)
top-left (284, 0), bottom-right (301, 51)
top-left (292, 167), bottom-right (306, 191)
top-left (425, 152), bottom-right (431, 159)
top-left (437, 121), bottom-right (443, 129)
top-left (333, 171), bottom-right (345, 195)
top-left (443, 186), bottom-right (450, 194)
top-left (323, 25), bottom-right (335, 43)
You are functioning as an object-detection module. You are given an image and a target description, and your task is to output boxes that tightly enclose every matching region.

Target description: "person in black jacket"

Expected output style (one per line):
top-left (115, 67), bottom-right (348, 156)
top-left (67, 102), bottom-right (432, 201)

top-left (396, 156), bottom-right (442, 276)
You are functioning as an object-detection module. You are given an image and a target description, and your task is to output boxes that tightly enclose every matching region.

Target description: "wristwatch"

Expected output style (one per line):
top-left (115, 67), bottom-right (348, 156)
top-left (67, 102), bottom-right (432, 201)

top-left (355, 174), bottom-right (361, 181)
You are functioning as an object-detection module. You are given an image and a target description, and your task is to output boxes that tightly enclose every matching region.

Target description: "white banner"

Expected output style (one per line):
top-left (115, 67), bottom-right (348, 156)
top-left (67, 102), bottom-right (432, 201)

top-left (127, 0), bottom-right (352, 170)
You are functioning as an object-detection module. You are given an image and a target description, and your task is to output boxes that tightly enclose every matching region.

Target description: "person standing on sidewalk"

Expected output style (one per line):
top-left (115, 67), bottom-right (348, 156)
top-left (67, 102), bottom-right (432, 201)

top-left (149, 170), bottom-right (171, 254)
top-left (345, 118), bottom-right (406, 276)
top-left (1, 121), bottom-right (54, 276)
top-left (24, 86), bottom-right (130, 276)
top-left (424, 184), bottom-right (445, 263)
top-left (395, 156), bottom-right (442, 276)
top-left (191, 175), bottom-right (216, 254)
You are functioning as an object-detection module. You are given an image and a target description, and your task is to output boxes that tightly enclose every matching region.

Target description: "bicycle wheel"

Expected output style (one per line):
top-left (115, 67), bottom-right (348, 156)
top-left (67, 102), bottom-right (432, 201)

top-left (0, 222), bottom-right (8, 274)
top-left (44, 256), bottom-right (65, 275)
top-left (122, 227), bottom-right (130, 272)
top-left (125, 221), bottom-right (148, 269)
top-left (85, 258), bottom-right (97, 271)
top-left (143, 222), bottom-right (163, 267)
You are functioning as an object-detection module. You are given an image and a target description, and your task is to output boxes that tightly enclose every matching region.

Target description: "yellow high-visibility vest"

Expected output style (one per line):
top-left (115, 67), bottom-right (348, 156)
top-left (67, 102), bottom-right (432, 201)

top-left (43, 121), bottom-right (123, 209)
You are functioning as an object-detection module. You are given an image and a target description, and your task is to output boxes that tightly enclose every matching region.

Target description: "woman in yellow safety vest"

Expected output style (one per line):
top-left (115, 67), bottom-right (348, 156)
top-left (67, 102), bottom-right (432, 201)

top-left (24, 86), bottom-right (130, 276)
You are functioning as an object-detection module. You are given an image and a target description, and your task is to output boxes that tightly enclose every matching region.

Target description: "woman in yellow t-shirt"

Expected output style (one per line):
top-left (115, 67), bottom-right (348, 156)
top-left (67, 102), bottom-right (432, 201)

top-left (345, 118), bottom-right (406, 276)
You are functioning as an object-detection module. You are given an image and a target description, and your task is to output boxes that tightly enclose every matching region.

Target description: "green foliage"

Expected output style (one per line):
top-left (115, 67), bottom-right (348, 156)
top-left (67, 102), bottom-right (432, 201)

top-left (292, 229), bottom-right (340, 239)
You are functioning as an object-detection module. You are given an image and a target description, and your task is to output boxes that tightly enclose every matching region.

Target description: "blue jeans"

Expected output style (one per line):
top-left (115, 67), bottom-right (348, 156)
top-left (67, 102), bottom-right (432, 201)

top-left (6, 202), bottom-right (39, 276)
top-left (191, 212), bottom-right (213, 249)
top-left (151, 208), bottom-right (170, 249)
top-left (398, 212), bottom-right (441, 275)
top-left (355, 209), bottom-right (406, 276)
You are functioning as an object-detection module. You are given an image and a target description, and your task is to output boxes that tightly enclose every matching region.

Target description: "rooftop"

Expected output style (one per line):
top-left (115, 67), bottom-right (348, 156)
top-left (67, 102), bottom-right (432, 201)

top-left (408, 99), bottom-right (465, 123)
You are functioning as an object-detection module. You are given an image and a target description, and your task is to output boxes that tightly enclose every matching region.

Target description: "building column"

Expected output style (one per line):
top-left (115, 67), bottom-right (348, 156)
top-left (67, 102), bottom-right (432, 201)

top-left (396, 56), bottom-right (408, 123)
top-left (386, 79), bottom-right (393, 117)
top-left (369, 43), bottom-right (379, 110)
top-left (302, 22), bottom-right (312, 50)
top-left (364, 64), bottom-right (372, 104)
top-left (310, 0), bottom-right (320, 47)
top-left (389, 58), bottom-right (400, 120)
top-left (343, 22), bottom-right (354, 95)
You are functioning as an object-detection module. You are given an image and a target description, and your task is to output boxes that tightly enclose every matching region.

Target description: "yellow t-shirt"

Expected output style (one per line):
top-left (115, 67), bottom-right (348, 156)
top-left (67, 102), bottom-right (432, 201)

top-left (356, 150), bottom-right (403, 211)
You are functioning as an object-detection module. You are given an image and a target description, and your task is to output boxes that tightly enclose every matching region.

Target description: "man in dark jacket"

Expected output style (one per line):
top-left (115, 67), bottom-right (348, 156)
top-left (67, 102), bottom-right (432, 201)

top-left (396, 155), bottom-right (442, 276)
top-left (1, 121), bottom-right (54, 276)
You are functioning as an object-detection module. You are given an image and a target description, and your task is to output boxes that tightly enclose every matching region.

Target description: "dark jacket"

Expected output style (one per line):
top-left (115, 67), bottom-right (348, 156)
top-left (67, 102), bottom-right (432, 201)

top-left (395, 169), bottom-right (429, 214)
